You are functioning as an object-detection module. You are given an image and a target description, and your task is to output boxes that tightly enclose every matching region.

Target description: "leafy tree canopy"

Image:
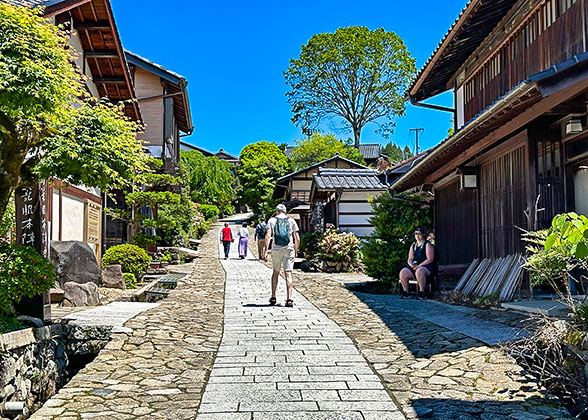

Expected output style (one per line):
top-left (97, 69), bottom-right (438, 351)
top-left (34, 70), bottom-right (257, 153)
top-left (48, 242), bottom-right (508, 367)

top-left (238, 141), bottom-right (290, 220)
top-left (181, 150), bottom-right (235, 216)
top-left (0, 4), bottom-right (148, 220)
top-left (382, 142), bottom-right (413, 164)
top-left (289, 133), bottom-right (365, 170)
top-left (285, 26), bottom-right (416, 147)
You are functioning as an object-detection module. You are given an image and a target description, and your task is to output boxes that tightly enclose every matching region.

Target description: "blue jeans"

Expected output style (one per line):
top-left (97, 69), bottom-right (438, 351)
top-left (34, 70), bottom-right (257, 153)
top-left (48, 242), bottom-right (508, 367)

top-left (222, 241), bottom-right (231, 258)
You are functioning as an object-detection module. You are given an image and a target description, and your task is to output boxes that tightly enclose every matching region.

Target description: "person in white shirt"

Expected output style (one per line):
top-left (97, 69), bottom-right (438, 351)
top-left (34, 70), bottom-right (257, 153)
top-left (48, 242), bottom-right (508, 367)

top-left (237, 222), bottom-right (249, 259)
top-left (264, 204), bottom-right (300, 307)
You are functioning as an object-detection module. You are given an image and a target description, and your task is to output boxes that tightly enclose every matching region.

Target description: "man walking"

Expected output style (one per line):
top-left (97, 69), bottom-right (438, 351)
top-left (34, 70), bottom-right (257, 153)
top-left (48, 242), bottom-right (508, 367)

top-left (254, 220), bottom-right (268, 260)
top-left (264, 204), bottom-right (299, 307)
top-left (219, 222), bottom-right (234, 259)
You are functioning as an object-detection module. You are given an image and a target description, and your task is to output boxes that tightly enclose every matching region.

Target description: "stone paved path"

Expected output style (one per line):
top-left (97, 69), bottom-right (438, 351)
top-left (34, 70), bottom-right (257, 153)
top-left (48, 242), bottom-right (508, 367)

top-left (27, 221), bottom-right (572, 420)
top-left (195, 239), bottom-right (403, 419)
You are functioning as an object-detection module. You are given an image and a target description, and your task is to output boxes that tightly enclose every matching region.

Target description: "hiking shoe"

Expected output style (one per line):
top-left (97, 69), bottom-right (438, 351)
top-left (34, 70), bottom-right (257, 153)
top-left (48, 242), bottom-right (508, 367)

top-left (416, 292), bottom-right (426, 300)
top-left (400, 291), bottom-right (410, 299)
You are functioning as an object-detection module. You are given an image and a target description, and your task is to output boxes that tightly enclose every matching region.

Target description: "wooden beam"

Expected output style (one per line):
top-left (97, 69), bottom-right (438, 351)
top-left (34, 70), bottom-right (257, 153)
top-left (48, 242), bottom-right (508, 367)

top-left (423, 77), bottom-right (588, 185)
top-left (44, 0), bottom-right (92, 17)
top-left (74, 21), bottom-right (111, 30)
top-left (85, 50), bottom-right (119, 59)
top-left (93, 77), bottom-right (126, 84)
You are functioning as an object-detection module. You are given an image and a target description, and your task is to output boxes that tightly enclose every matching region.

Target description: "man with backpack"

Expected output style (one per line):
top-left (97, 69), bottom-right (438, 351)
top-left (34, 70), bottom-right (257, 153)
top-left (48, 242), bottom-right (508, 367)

top-left (264, 204), bottom-right (300, 307)
top-left (254, 220), bottom-right (268, 260)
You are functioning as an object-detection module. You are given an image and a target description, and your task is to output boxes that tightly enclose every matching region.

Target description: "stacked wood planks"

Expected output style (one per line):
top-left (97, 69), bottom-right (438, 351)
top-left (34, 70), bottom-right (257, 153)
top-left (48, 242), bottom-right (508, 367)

top-left (454, 254), bottom-right (524, 301)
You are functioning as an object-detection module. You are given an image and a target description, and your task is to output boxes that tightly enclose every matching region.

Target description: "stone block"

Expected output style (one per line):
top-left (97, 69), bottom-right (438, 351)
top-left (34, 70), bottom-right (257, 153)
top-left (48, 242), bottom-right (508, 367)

top-left (49, 287), bottom-right (65, 303)
top-left (62, 282), bottom-right (100, 307)
top-left (50, 241), bottom-right (101, 287)
top-left (101, 264), bottom-right (126, 289)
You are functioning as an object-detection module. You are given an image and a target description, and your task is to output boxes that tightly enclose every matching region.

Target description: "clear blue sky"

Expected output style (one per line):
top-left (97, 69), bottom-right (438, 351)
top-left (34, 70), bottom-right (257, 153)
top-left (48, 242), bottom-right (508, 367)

top-left (112, 0), bottom-right (465, 157)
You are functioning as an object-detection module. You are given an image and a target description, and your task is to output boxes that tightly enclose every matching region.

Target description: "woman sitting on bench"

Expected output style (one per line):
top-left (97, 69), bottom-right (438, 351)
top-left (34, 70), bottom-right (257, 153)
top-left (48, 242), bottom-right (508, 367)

top-left (399, 227), bottom-right (438, 300)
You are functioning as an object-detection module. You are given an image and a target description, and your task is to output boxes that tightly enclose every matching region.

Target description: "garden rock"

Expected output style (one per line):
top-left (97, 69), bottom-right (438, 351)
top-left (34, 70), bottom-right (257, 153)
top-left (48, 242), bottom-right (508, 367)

top-left (50, 241), bottom-right (100, 287)
top-left (62, 282), bottom-right (99, 307)
top-left (101, 265), bottom-right (125, 289)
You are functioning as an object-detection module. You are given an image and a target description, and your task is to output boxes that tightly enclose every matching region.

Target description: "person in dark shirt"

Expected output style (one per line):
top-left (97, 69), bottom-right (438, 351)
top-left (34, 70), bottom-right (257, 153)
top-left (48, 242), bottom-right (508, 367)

top-left (399, 227), bottom-right (438, 300)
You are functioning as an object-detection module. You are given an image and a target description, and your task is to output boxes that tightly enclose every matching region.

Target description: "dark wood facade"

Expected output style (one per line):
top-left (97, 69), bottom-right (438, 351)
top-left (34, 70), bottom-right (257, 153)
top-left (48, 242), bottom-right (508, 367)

top-left (396, 0), bottom-right (588, 273)
top-left (462, 0), bottom-right (585, 124)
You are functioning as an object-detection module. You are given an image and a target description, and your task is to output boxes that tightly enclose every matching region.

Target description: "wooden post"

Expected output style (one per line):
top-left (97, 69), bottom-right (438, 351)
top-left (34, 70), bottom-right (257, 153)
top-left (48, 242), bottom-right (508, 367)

top-left (14, 181), bottom-right (51, 322)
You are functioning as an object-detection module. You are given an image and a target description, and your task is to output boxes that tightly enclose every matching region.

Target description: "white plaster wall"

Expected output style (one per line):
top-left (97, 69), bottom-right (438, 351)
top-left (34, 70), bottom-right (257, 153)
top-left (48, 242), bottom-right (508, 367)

top-left (339, 202), bottom-right (373, 213)
top-left (68, 30), bottom-right (99, 98)
top-left (456, 86), bottom-right (465, 129)
top-left (339, 214), bottom-right (372, 225)
top-left (292, 180), bottom-right (312, 190)
top-left (340, 191), bottom-right (383, 201)
top-left (341, 226), bottom-right (374, 238)
top-left (574, 168), bottom-right (588, 217)
top-left (61, 195), bottom-right (84, 242)
top-left (51, 191), bottom-right (60, 241)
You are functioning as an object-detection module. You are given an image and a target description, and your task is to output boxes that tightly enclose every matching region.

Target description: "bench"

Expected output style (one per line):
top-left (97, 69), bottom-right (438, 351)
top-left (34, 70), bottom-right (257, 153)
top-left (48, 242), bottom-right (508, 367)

top-left (403, 264), bottom-right (469, 296)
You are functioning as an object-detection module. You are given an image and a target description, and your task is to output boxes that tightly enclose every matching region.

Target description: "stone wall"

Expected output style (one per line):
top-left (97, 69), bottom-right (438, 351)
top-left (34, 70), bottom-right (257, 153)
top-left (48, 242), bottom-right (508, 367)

top-left (0, 326), bottom-right (66, 420)
top-left (0, 324), bottom-right (111, 419)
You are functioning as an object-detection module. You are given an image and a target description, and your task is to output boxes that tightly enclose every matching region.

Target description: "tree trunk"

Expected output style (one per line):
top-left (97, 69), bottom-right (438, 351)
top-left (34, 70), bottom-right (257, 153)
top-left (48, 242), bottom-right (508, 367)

top-left (0, 139), bottom-right (25, 223)
top-left (353, 126), bottom-right (361, 148)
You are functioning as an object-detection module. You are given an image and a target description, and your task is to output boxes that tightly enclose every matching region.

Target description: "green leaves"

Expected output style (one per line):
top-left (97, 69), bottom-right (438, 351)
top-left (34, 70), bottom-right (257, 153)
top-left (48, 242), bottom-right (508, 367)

top-left (289, 133), bottom-right (365, 170)
top-left (545, 213), bottom-right (588, 259)
top-left (285, 26), bottom-right (416, 145)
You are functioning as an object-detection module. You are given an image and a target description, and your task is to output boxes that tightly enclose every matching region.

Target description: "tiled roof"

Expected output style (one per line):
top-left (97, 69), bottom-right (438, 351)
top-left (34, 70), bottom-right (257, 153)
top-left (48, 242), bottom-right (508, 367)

top-left (357, 144), bottom-right (382, 160)
top-left (313, 168), bottom-right (387, 191)
top-left (276, 154), bottom-right (368, 184)
top-left (284, 144), bottom-right (381, 160)
top-left (2, 0), bottom-right (48, 7)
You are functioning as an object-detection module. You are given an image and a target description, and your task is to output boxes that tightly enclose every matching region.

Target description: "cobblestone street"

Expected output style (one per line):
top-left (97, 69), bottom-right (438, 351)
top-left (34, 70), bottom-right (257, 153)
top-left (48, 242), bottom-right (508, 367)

top-left (29, 221), bottom-right (572, 419)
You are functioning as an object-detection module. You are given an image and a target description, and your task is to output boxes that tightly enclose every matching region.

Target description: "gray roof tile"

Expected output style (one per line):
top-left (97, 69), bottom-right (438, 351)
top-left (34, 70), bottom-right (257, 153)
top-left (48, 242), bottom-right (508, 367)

top-left (313, 168), bottom-right (386, 191)
top-left (3, 0), bottom-right (48, 7)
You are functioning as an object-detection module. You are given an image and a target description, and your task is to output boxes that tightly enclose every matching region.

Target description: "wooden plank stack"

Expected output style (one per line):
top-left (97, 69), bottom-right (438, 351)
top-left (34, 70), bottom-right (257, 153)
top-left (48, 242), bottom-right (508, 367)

top-left (454, 254), bottom-right (524, 302)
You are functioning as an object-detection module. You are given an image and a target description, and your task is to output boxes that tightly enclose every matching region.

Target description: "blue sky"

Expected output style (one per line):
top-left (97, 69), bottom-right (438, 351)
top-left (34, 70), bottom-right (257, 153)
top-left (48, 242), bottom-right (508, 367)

top-left (112, 0), bottom-right (466, 157)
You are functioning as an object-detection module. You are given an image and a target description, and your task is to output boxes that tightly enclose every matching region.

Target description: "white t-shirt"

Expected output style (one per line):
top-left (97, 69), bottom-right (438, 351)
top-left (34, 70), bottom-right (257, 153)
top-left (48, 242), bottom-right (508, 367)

top-left (238, 227), bottom-right (249, 238)
top-left (268, 215), bottom-right (299, 250)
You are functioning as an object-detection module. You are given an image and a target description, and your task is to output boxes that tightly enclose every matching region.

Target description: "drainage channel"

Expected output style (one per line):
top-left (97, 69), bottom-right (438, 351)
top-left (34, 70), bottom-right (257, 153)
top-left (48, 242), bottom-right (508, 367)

top-left (0, 302), bottom-right (159, 420)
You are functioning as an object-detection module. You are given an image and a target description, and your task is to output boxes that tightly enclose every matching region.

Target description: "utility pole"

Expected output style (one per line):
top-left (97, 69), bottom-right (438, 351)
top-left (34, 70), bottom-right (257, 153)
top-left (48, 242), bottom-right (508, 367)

top-left (409, 128), bottom-right (424, 154)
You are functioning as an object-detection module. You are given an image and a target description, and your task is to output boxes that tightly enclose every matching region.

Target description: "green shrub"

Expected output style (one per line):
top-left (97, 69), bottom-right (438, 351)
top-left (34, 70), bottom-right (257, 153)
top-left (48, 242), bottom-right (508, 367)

top-left (0, 243), bottom-right (55, 313)
top-left (200, 204), bottom-right (220, 221)
top-left (300, 231), bottom-right (323, 260)
top-left (160, 251), bottom-right (172, 262)
top-left (0, 312), bottom-right (22, 334)
top-left (130, 234), bottom-right (160, 251)
top-left (195, 218), bottom-right (212, 239)
top-left (122, 273), bottom-right (137, 289)
top-left (362, 193), bottom-right (432, 284)
top-left (102, 244), bottom-right (150, 280)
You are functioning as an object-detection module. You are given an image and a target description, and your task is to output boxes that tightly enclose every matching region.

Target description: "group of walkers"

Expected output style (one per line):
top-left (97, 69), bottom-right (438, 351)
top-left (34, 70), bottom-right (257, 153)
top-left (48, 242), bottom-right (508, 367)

top-left (221, 204), bottom-right (438, 306)
top-left (219, 204), bottom-right (300, 307)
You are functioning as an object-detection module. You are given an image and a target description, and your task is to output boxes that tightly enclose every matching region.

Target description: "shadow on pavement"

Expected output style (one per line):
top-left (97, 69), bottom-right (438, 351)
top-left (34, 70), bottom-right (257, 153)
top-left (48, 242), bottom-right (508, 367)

top-left (351, 292), bottom-right (486, 358)
top-left (409, 396), bottom-right (570, 419)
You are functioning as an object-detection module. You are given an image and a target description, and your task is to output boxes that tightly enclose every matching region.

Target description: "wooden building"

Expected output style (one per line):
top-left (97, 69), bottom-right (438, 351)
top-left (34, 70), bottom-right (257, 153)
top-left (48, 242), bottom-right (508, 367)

top-left (272, 155), bottom-right (368, 233)
top-left (309, 168), bottom-right (387, 238)
top-left (284, 144), bottom-right (384, 167)
top-left (392, 0), bottom-right (588, 281)
top-left (4, 0), bottom-right (144, 259)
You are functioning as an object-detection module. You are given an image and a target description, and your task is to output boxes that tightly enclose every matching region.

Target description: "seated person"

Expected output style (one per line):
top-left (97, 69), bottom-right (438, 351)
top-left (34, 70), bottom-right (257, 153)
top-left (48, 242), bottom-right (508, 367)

top-left (399, 227), bottom-right (438, 300)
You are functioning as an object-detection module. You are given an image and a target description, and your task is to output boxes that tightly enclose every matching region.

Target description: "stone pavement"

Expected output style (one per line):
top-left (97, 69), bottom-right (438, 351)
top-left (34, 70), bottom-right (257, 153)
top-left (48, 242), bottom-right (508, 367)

top-left (29, 226), bottom-right (226, 419)
top-left (195, 238), bottom-right (403, 419)
top-left (61, 302), bottom-right (160, 333)
top-left (27, 221), bottom-right (572, 419)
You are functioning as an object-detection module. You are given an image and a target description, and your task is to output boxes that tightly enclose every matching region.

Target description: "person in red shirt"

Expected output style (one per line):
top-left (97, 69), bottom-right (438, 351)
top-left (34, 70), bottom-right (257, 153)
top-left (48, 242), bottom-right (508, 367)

top-left (219, 222), bottom-right (234, 259)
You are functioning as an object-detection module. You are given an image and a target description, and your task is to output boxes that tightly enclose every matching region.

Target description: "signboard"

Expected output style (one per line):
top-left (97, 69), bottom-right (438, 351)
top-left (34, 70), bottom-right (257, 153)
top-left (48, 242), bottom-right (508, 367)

top-left (14, 182), bottom-right (51, 322)
top-left (86, 201), bottom-right (101, 244)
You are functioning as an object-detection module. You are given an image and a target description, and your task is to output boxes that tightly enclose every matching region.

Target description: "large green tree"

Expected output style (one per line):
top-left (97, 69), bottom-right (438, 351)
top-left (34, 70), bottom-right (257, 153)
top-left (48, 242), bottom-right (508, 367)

top-left (289, 133), bottom-right (365, 170)
top-left (239, 141), bottom-right (290, 220)
top-left (181, 150), bottom-right (235, 216)
top-left (0, 4), bottom-right (149, 221)
top-left (382, 142), bottom-right (413, 164)
top-left (285, 26), bottom-right (416, 147)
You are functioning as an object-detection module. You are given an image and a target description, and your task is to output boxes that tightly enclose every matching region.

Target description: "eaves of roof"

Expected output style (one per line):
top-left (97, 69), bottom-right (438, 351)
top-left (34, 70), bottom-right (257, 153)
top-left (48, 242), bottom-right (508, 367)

top-left (394, 52), bottom-right (588, 192)
top-left (276, 154), bottom-right (368, 185)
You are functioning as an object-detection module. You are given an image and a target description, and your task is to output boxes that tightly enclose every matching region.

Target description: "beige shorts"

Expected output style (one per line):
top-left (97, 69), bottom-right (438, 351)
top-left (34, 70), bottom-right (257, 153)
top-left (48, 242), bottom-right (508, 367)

top-left (271, 247), bottom-right (295, 272)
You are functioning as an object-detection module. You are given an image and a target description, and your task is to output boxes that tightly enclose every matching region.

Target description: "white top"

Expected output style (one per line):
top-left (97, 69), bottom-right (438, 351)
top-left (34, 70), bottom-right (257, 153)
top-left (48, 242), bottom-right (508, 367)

top-left (238, 227), bottom-right (249, 238)
top-left (267, 215), bottom-right (299, 250)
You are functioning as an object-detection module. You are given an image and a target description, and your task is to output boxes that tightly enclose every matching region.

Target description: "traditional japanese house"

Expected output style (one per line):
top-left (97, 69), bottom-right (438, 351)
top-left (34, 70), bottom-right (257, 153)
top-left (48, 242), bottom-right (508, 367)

top-left (392, 0), bottom-right (588, 293)
top-left (272, 155), bottom-right (368, 233)
top-left (3, 0), bottom-right (143, 259)
top-left (309, 168), bottom-right (387, 237)
top-left (284, 143), bottom-right (384, 167)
